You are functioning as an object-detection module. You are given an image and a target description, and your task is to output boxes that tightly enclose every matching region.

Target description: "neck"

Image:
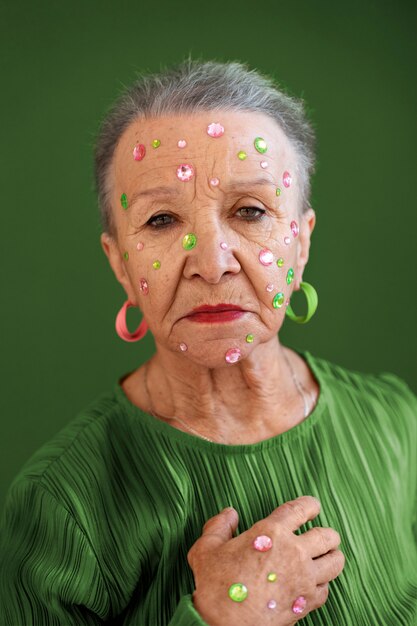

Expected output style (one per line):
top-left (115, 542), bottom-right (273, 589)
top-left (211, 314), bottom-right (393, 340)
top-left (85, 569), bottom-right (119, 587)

top-left (143, 338), bottom-right (312, 442)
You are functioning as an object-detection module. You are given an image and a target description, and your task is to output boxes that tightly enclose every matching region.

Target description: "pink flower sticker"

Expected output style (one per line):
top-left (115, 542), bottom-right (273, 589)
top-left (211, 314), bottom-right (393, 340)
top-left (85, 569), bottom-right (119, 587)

top-left (207, 122), bottom-right (225, 138)
top-left (176, 164), bottom-right (195, 182)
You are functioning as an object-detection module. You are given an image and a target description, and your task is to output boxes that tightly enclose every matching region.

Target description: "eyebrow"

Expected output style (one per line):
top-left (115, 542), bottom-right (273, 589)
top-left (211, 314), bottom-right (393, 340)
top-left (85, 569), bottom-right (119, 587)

top-left (129, 178), bottom-right (276, 206)
top-left (129, 186), bottom-right (181, 206)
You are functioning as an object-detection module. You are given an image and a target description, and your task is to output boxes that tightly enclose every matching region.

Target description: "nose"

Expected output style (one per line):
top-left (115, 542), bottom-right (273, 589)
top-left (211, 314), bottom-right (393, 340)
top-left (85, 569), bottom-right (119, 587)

top-left (182, 223), bottom-right (241, 284)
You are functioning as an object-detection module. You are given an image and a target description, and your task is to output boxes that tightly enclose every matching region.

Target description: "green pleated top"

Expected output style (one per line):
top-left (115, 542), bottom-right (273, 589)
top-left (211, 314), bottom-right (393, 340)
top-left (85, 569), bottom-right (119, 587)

top-left (0, 350), bottom-right (416, 626)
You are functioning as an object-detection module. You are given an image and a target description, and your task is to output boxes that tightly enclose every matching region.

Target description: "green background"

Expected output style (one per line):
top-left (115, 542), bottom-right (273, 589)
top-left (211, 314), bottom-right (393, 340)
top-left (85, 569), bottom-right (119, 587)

top-left (1, 0), bottom-right (416, 512)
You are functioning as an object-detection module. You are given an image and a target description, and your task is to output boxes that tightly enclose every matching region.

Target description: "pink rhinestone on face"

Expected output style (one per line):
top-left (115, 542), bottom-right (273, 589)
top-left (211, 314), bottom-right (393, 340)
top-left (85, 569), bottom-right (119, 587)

top-left (283, 171), bottom-right (292, 188)
top-left (210, 177), bottom-right (220, 186)
top-left (290, 220), bottom-right (299, 237)
top-left (177, 139), bottom-right (187, 148)
top-left (253, 535), bottom-right (273, 552)
top-left (133, 144), bottom-right (146, 161)
top-left (266, 283), bottom-right (274, 292)
top-left (220, 242), bottom-right (228, 250)
top-left (292, 596), bottom-right (307, 615)
top-left (284, 236), bottom-right (291, 245)
top-left (260, 161), bottom-right (268, 169)
top-left (179, 342), bottom-right (188, 352)
top-left (136, 242), bottom-right (144, 251)
top-left (176, 164), bottom-right (195, 182)
top-left (139, 279), bottom-right (149, 295)
top-left (259, 248), bottom-right (274, 266)
top-left (225, 348), bottom-right (241, 364)
top-left (267, 600), bottom-right (277, 610)
top-left (207, 122), bottom-right (224, 138)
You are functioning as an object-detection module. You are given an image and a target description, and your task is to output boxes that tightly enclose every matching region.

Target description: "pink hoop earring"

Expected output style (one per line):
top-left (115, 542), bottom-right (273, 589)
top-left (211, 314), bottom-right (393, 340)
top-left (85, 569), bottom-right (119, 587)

top-left (115, 300), bottom-right (148, 342)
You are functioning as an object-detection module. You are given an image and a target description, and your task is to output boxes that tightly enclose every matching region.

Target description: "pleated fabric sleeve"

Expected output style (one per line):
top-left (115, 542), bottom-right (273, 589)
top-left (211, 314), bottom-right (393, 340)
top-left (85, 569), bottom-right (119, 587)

top-left (0, 480), bottom-right (205, 626)
top-left (0, 350), bottom-right (416, 625)
top-left (0, 480), bottom-right (109, 625)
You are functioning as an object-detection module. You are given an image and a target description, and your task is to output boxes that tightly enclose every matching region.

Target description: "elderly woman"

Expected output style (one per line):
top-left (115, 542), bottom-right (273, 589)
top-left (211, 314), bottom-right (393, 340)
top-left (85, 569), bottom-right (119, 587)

top-left (0, 60), bottom-right (416, 626)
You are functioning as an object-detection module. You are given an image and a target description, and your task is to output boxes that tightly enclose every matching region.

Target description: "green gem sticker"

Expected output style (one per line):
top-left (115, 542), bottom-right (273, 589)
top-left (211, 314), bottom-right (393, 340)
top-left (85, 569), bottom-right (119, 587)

top-left (272, 292), bottom-right (285, 309)
top-left (120, 193), bottom-right (128, 210)
top-left (182, 233), bottom-right (197, 250)
top-left (246, 334), bottom-right (254, 343)
top-left (152, 139), bottom-right (161, 148)
top-left (276, 187), bottom-right (281, 196)
top-left (152, 260), bottom-right (161, 269)
top-left (123, 251), bottom-right (129, 261)
top-left (228, 583), bottom-right (248, 603)
top-left (276, 257), bottom-right (284, 268)
top-left (237, 150), bottom-right (247, 160)
top-left (267, 572), bottom-right (277, 583)
top-left (286, 268), bottom-right (294, 284)
top-left (254, 137), bottom-right (267, 154)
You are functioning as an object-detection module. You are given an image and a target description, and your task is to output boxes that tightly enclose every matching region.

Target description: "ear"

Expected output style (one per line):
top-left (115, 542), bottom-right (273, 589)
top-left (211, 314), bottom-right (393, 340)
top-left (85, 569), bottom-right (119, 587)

top-left (100, 233), bottom-right (138, 305)
top-left (294, 208), bottom-right (316, 291)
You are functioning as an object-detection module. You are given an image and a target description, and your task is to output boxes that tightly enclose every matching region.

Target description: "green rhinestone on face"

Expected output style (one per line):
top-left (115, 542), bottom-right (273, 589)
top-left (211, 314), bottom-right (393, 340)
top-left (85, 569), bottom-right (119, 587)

top-left (267, 572), bottom-right (277, 582)
top-left (272, 292), bottom-right (285, 309)
top-left (228, 583), bottom-right (248, 603)
top-left (120, 193), bottom-right (128, 210)
top-left (123, 251), bottom-right (129, 261)
top-left (152, 139), bottom-right (161, 148)
top-left (286, 268), bottom-right (294, 284)
top-left (254, 137), bottom-right (267, 154)
top-left (152, 260), bottom-right (161, 269)
top-left (276, 187), bottom-right (281, 196)
top-left (246, 334), bottom-right (254, 343)
top-left (237, 150), bottom-right (247, 160)
top-left (276, 257), bottom-right (284, 267)
top-left (182, 233), bottom-right (197, 250)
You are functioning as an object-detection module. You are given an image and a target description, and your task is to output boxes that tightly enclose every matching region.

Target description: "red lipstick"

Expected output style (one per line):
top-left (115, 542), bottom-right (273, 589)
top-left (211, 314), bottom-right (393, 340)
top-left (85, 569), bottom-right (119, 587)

top-left (185, 304), bottom-right (246, 324)
top-left (191, 304), bottom-right (244, 313)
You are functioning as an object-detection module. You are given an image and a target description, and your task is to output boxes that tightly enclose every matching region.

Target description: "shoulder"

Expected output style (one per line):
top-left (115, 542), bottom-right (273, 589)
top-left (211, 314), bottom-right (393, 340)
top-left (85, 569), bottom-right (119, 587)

top-left (306, 350), bottom-right (417, 437)
top-left (9, 387), bottom-right (129, 492)
top-left (307, 350), bottom-right (415, 401)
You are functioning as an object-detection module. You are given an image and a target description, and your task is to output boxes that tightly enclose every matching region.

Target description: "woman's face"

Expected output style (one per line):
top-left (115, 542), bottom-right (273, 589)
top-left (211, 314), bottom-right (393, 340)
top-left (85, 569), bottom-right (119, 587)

top-left (102, 110), bottom-right (315, 368)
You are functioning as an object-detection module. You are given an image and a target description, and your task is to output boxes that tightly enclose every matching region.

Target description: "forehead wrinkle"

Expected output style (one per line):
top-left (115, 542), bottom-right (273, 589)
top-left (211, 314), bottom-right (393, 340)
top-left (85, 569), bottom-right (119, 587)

top-left (223, 179), bottom-right (278, 193)
top-left (128, 177), bottom-right (279, 209)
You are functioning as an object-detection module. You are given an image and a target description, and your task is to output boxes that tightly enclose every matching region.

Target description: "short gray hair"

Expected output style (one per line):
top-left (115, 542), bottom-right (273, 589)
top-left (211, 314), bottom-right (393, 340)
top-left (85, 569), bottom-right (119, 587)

top-left (94, 58), bottom-right (316, 236)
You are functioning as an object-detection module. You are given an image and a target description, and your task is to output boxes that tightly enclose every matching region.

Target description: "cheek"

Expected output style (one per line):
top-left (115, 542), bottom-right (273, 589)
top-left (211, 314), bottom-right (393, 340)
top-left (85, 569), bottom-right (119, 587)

top-left (124, 243), bottom-right (182, 311)
top-left (255, 247), bottom-right (296, 307)
top-left (248, 221), bottom-right (300, 308)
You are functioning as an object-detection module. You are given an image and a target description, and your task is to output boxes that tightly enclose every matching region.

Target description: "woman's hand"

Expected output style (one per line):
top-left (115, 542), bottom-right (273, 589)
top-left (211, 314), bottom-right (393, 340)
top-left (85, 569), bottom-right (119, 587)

top-left (187, 496), bottom-right (345, 626)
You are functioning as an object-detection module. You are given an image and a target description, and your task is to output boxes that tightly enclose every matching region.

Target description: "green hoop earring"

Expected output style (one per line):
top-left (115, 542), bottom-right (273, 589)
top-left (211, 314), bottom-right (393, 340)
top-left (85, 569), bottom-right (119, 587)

top-left (285, 281), bottom-right (318, 324)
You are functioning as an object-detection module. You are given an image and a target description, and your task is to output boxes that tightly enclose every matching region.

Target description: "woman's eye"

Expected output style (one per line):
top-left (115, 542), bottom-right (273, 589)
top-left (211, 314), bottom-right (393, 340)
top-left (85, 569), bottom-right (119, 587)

top-left (147, 207), bottom-right (266, 229)
top-left (237, 206), bottom-right (266, 221)
top-left (147, 214), bottom-right (175, 228)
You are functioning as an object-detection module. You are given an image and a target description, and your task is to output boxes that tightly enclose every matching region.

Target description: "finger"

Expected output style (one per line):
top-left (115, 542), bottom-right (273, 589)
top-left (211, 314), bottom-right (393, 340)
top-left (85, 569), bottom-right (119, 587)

top-left (313, 549), bottom-right (346, 585)
top-left (267, 496), bottom-right (321, 532)
top-left (200, 507), bottom-right (239, 550)
top-left (314, 582), bottom-right (330, 608)
top-left (298, 526), bottom-right (341, 558)
top-left (188, 508), bottom-right (239, 569)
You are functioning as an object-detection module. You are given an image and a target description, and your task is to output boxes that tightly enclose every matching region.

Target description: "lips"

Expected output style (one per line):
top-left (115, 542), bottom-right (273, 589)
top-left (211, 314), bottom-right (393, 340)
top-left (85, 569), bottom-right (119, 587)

top-left (192, 304), bottom-right (243, 313)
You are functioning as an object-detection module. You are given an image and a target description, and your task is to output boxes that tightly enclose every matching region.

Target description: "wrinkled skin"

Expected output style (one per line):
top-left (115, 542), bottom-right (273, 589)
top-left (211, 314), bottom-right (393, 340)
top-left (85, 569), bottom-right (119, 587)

top-left (188, 497), bottom-right (345, 625)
